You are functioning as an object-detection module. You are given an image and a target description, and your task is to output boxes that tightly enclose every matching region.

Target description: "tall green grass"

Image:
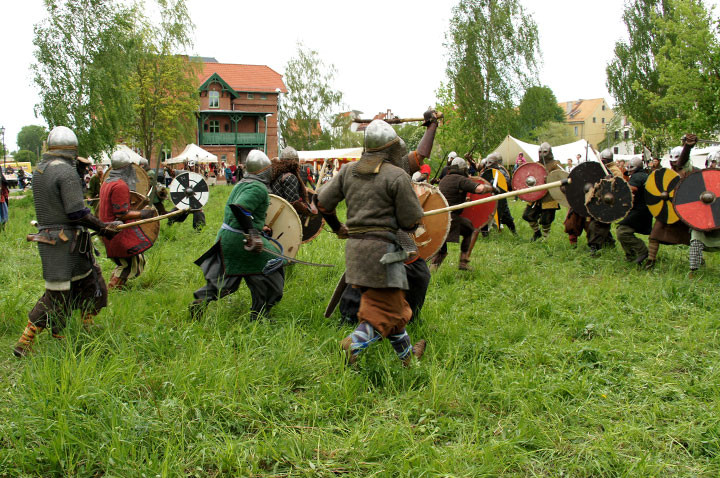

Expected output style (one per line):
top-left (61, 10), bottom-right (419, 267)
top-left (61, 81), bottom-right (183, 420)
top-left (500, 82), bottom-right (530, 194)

top-left (1, 187), bottom-right (720, 476)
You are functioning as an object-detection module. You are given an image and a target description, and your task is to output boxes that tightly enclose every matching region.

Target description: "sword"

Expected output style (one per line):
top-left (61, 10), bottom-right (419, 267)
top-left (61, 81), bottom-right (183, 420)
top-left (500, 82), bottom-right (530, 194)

top-left (259, 246), bottom-right (335, 267)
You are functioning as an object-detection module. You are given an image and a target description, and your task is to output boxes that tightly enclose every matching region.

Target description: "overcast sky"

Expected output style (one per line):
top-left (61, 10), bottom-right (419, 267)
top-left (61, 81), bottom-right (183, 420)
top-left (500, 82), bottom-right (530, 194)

top-left (1, 0), bottom-right (718, 151)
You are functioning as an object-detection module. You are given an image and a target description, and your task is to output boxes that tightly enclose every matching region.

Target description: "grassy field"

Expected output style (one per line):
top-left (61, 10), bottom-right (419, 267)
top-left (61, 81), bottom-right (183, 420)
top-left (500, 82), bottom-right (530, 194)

top-left (2, 184), bottom-right (720, 477)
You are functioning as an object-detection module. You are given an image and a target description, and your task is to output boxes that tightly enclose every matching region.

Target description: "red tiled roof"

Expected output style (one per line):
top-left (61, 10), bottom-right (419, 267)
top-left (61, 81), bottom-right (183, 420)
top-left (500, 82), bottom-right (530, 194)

top-left (199, 62), bottom-right (287, 93)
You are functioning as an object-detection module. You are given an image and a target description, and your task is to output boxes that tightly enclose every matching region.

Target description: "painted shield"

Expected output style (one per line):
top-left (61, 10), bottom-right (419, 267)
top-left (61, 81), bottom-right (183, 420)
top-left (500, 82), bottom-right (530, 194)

top-left (511, 162), bottom-right (548, 202)
top-left (547, 169), bottom-right (570, 208)
top-left (567, 162), bottom-right (605, 217)
top-left (101, 164), bottom-right (150, 196)
top-left (673, 169), bottom-right (720, 231)
top-left (481, 168), bottom-right (509, 193)
top-left (645, 168), bottom-right (681, 224)
top-left (169, 172), bottom-right (209, 210)
top-left (301, 191), bottom-right (324, 243)
top-left (586, 177), bottom-right (633, 223)
top-left (266, 194), bottom-right (303, 258)
top-left (411, 182), bottom-right (451, 260)
top-left (461, 177), bottom-right (497, 229)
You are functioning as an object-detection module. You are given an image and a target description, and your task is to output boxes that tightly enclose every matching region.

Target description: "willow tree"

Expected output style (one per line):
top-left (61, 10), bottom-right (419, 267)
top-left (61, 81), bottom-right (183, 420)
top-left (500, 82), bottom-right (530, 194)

top-left (443, 0), bottom-right (540, 156)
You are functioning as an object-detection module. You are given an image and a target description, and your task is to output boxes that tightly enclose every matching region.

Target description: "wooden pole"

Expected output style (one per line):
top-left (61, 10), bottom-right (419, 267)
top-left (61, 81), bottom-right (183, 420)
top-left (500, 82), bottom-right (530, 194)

top-left (424, 179), bottom-right (570, 217)
top-left (116, 208), bottom-right (192, 230)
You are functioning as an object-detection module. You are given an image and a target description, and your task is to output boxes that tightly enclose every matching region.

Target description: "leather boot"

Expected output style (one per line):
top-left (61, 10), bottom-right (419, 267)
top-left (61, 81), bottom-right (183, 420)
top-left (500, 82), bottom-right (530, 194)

top-left (530, 230), bottom-right (542, 242)
top-left (402, 339), bottom-right (427, 367)
top-left (189, 299), bottom-right (208, 320)
top-left (340, 336), bottom-right (358, 365)
top-left (429, 252), bottom-right (447, 272)
top-left (458, 252), bottom-right (471, 271)
top-left (108, 276), bottom-right (126, 290)
top-left (82, 313), bottom-right (101, 332)
top-left (13, 321), bottom-right (44, 358)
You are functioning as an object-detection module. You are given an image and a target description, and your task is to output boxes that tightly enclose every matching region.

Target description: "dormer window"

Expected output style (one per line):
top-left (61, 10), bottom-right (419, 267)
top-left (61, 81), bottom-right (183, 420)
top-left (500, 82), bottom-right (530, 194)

top-left (247, 93), bottom-right (254, 99)
top-left (209, 91), bottom-right (219, 108)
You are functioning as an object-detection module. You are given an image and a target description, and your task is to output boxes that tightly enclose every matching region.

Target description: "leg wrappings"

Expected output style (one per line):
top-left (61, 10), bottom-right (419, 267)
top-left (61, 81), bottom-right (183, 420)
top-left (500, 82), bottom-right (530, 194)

top-left (648, 239), bottom-right (660, 261)
top-left (388, 330), bottom-right (412, 360)
top-left (348, 322), bottom-right (382, 357)
top-left (689, 239), bottom-right (704, 270)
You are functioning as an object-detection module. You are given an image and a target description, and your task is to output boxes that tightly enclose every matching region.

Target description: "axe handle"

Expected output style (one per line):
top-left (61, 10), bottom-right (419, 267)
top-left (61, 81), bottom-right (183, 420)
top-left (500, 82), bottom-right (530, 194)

top-left (424, 179), bottom-right (570, 217)
top-left (353, 113), bottom-right (443, 125)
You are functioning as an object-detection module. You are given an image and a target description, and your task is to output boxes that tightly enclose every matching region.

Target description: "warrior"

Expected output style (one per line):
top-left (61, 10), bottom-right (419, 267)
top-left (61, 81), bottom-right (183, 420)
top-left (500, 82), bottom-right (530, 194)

top-left (688, 151), bottom-right (720, 277)
top-left (338, 109), bottom-right (440, 324)
top-left (189, 150), bottom-right (285, 320)
top-left (13, 126), bottom-right (119, 357)
top-left (318, 119), bottom-right (427, 367)
top-left (645, 134), bottom-right (698, 269)
top-left (98, 151), bottom-right (157, 290)
top-left (270, 146), bottom-right (315, 217)
top-left (521, 142), bottom-right (562, 241)
top-left (431, 156), bottom-right (494, 271)
top-left (481, 152), bottom-right (516, 235)
top-left (0, 170), bottom-right (8, 230)
top-left (431, 151), bottom-right (456, 184)
top-left (586, 148), bottom-right (623, 256)
top-left (616, 156), bottom-right (653, 264)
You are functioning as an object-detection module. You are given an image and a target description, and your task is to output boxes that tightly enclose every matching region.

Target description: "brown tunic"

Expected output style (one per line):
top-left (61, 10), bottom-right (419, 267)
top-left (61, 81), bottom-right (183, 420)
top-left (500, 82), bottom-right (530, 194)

top-left (649, 167), bottom-right (697, 245)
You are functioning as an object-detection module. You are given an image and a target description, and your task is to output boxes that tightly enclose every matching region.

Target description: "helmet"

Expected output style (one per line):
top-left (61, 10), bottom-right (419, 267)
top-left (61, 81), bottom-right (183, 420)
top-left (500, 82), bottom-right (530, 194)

top-left (110, 150), bottom-right (132, 170)
top-left (626, 156), bottom-right (643, 174)
top-left (280, 146), bottom-right (299, 162)
top-left (364, 119), bottom-right (399, 152)
top-left (411, 171), bottom-right (424, 182)
top-left (486, 152), bottom-right (502, 166)
top-left (600, 148), bottom-right (614, 163)
top-left (139, 158), bottom-right (150, 170)
top-left (447, 151), bottom-right (457, 164)
top-left (187, 159), bottom-right (196, 168)
top-left (246, 149), bottom-right (272, 174)
top-left (47, 126), bottom-right (78, 152)
top-left (538, 142), bottom-right (553, 161)
top-left (669, 146), bottom-right (683, 163)
top-left (451, 156), bottom-right (467, 171)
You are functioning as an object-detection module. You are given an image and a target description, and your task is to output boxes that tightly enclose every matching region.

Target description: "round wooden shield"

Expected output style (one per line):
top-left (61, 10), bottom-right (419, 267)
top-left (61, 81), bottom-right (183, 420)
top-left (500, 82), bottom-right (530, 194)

top-left (481, 168), bottom-right (509, 193)
top-left (673, 169), bottom-right (720, 231)
top-left (169, 172), bottom-right (209, 210)
top-left (547, 169), bottom-right (570, 208)
top-left (461, 177), bottom-right (497, 229)
top-left (586, 177), bottom-right (633, 223)
top-left (645, 168), bottom-right (681, 224)
top-left (511, 162), bottom-right (548, 202)
top-left (411, 182), bottom-right (451, 260)
top-left (266, 194), bottom-right (303, 258)
top-left (567, 162), bottom-right (605, 217)
top-left (101, 164), bottom-right (150, 196)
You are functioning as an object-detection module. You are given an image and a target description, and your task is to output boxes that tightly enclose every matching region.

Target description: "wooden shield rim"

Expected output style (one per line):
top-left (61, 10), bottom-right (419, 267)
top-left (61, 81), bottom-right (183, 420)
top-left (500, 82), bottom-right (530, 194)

top-left (511, 162), bottom-right (548, 202)
top-left (547, 169), bottom-right (570, 208)
top-left (267, 194), bottom-right (303, 258)
top-left (461, 177), bottom-right (497, 229)
top-left (586, 177), bottom-right (633, 223)
top-left (567, 161), bottom-right (605, 217)
top-left (645, 168), bottom-right (680, 224)
top-left (101, 164), bottom-right (150, 196)
top-left (412, 182), bottom-right (451, 260)
top-left (673, 169), bottom-right (720, 231)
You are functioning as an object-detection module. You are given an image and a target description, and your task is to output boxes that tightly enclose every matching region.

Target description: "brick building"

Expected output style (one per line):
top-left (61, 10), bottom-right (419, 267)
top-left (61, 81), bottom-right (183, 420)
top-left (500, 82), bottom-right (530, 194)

top-left (194, 60), bottom-right (287, 165)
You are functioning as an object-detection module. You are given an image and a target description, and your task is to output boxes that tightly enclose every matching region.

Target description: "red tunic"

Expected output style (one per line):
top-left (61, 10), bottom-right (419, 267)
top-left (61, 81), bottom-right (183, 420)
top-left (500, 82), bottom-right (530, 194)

top-left (98, 180), bottom-right (152, 258)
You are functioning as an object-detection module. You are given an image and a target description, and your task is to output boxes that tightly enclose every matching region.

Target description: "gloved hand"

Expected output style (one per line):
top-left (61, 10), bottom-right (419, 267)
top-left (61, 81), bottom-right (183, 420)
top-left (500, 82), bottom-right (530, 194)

top-left (139, 209), bottom-right (157, 220)
top-left (682, 134), bottom-right (698, 147)
top-left (244, 228), bottom-right (264, 253)
top-left (422, 108), bottom-right (438, 127)
top-left (336, 223), bottom-right (349, 239)
top-left (430, 178), bottom-right (439, 185)
top-left (100, 221), bottom-right (123, 239)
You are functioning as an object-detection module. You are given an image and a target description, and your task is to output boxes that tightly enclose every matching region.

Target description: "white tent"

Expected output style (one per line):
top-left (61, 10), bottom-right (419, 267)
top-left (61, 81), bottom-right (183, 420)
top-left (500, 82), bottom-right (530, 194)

top-left (92, 144), bottom-right (146, 165)
top-left (490, 135), bottom-right (600, 166)
top-left (167, 143), bottom-right (218, 164)
top-left (297, 147), bottom-right (363, 162)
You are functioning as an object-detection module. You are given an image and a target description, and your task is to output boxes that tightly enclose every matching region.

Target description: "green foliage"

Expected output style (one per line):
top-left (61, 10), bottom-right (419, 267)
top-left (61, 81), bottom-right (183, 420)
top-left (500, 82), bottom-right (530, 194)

top-left (327, 114), bottom-right (362, 149)
top-left (607, 0), bottom-right (720, 152)
top-left (125, 0), bottom-right (199, 167)
top-left (32, 0), bottom-right (139, 159)
top-left (527, 121), bottom-right (577, 145)
top-left (394, 123), bottom-right (425, 152)
top-left (279, 43), bottom-right (344, 151)
top-left (516, 86), bottom-right (566, 141)
top-left (12, 150), bottom-right (37, 165)
top-left (16, 125), bottom-right (47, 158)
top-left (444, 0), bottom-right (539, 155)
top-left (3, 190), bottom-right (720, 475)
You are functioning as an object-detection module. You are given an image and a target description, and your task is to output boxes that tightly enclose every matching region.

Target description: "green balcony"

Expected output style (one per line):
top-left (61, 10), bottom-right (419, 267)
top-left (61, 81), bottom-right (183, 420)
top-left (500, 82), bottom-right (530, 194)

top-left (201, 132), bottom-right (265, 146)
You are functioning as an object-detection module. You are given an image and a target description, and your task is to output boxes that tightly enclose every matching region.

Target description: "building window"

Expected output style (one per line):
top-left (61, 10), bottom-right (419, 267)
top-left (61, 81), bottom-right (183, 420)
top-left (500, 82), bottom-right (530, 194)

top-left (260, 93), bottom-right (267, 100)
top-left (247, 93), bottom-right (254, 99)
top-left (209, 120), bottom-right (220, 133)
top-left (209, 91), bottom-right (219, 108)
top-left (593, 117), bottom-right (596, 123)
top-left (624, 130), bottom-right (629, 140)
top-left (574, 126), bottom-right (578, 136)
top-left (602, 105), bottom-right (606, 111)
top-left (614, 131), bottom-right (620, 140)
top-left (613, 147), bottom-right (619, 154)
top-left (601, 118), bottom-right (605, 124)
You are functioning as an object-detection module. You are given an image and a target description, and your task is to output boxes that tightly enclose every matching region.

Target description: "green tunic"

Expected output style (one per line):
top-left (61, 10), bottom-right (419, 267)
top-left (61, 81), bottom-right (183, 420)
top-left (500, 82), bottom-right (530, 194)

top-left (215, 179), bottom-right (280, 275)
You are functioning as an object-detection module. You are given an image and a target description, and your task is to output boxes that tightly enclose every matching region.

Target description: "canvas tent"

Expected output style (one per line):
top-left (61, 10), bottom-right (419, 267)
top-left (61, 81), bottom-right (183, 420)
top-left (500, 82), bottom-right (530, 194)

top-left (490, 135), bottom-right (600, 166)
top-left (166, 143), bottom-right (218, 164)
top-left (93, 144), bottom-right (146, 165)
top-left (297, 147), bottom-right (363, 163)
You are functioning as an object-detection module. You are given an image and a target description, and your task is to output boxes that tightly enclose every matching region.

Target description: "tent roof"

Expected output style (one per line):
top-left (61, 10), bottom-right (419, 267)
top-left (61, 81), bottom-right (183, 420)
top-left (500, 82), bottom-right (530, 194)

top-left (297, 147), bottom-right (363, 162)
top-left (167, 144), bottom-right (218, 164)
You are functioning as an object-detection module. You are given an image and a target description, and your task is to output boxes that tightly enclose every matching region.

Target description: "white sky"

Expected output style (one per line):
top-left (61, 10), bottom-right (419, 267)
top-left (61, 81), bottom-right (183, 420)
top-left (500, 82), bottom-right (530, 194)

top-left (1, 0), bottom-right (718, 151)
